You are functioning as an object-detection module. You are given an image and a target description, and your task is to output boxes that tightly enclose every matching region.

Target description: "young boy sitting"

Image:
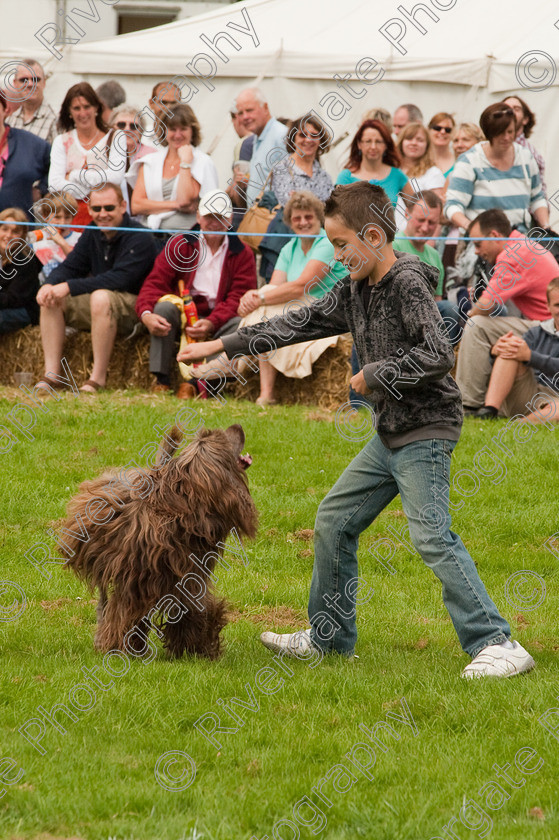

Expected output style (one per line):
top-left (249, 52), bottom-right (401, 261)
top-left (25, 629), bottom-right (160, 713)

top-left (472, 276), bottom-right (559, 422)
top-left (31, 192), bottom-right (81, 283)
top-left (178, 182), bottom-right (534, 679)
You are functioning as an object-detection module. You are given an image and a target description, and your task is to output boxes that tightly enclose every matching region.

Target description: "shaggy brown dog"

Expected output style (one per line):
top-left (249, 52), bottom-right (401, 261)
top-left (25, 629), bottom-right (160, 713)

top-left (61, 424), bottom-right (257, 659)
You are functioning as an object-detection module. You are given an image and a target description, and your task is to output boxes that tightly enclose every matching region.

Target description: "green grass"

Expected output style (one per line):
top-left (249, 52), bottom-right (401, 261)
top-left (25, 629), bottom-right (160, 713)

top-left (0, 387), bottom-right (557, 840)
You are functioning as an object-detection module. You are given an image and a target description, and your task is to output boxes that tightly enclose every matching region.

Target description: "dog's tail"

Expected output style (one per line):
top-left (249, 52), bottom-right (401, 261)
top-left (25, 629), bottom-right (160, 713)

top-left (156, 425), bottom-right (183, 467)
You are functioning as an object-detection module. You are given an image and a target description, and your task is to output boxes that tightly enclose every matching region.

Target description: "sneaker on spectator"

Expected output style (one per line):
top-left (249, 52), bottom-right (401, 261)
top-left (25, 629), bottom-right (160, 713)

top-left (461, 641), bottom-right (535, 679)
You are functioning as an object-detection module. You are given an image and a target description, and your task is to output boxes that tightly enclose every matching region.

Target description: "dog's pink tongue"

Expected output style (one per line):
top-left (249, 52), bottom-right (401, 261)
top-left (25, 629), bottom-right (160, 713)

top-left (238, 453), bottom-right (252, 469)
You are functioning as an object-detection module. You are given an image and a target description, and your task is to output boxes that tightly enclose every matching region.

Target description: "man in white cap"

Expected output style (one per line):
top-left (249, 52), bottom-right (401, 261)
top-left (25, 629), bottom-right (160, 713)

top-left (136, 189), bottom-right (257, 398)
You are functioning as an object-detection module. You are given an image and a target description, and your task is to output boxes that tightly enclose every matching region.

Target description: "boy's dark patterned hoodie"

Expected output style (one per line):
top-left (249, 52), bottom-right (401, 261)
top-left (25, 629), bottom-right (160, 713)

top-left (221, 252), bottom-right (464, 448)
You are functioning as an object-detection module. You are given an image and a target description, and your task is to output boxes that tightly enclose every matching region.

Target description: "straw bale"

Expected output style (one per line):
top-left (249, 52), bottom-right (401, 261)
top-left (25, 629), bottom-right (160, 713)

top-left (0, 327), bottom-right (353, 407)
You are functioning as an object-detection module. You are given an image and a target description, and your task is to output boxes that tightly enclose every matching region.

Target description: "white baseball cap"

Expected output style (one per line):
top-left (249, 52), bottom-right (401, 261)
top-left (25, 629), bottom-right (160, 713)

top-left (198, 189), bottom-right (233, 218)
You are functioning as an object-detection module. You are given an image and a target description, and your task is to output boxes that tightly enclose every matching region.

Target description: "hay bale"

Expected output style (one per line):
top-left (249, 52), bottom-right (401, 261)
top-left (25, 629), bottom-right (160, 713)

top-left (0, 327), bottom-right (353, 407)
top-left (0, 325), bottom-right (154, 390)
top-left (226, 335), bottom-right (353, 409)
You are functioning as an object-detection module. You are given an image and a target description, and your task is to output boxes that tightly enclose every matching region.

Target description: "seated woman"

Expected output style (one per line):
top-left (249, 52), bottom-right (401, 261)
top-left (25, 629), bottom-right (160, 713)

top-left (395, 121), bottom-right (445, 229)
top-left (128, 104), bottom-right (218, 231)
top-left (0, 208), bottom-right (42, 334)
top-left (448, 122), bottom-right (484, 177)
top-left (108, 105), bottom-right (154, 213)
top-left (48, 82), bottom-right (126, 229)
top-left (257, 114), bottom-right (334, 280)
top-left (271, 114), bottom-right (333, 205)
top-left (445, 103), bottom-right (548, 233)
top-left (428, 112), bottom-right (456, 177)
top-left (336, 119), bottom-right (413, 208)
top-left (192, 191), bottom-right (347, 405)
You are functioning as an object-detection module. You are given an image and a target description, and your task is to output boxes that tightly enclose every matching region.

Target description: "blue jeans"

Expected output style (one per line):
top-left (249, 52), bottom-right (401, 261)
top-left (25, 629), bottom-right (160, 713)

top-left (0, 307), bottom-right (31, 335)
top-left (308, 435), bottom-right (510, 658)
top-left (436, 299), bottom-right (464, 346)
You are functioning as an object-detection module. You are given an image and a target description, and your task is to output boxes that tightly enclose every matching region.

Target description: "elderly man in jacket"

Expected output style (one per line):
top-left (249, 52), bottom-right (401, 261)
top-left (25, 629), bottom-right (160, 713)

top-left (136, 189), bottom-right (256, 398)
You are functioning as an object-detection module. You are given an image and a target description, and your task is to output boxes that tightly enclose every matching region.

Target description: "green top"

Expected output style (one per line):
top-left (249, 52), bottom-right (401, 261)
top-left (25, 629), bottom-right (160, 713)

top-left (394, 235), bottom-right (445, 297)
top-left (275, 228), bottom-right (347, 297)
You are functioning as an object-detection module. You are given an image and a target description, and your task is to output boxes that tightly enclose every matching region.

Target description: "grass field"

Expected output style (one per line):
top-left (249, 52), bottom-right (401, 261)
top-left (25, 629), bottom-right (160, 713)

top-left (0, 387), bottom-right (557, 840)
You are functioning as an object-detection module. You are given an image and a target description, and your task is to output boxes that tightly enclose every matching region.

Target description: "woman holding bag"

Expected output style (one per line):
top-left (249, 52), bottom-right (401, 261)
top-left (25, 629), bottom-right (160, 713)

top-left (243, 114), bottom-right (334, 279)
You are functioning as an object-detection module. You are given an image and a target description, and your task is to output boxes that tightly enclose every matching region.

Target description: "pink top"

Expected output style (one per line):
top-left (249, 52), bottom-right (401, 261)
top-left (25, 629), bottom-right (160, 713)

top-left (480, 231), bottom-right (555, 321)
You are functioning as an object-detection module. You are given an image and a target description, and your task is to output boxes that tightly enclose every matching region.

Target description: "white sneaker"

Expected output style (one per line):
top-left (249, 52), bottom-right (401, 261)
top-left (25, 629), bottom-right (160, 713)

top-left (260, 628), bottom-right (316, 657)
top-left (461, 641), bottom-right (535, 679)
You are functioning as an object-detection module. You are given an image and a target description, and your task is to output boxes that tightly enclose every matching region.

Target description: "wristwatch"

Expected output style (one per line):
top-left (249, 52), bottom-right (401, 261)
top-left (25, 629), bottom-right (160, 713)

top-left (258, 288), bottom-right (266, 302)
top-left (179, 163), bottom-right (192, 170)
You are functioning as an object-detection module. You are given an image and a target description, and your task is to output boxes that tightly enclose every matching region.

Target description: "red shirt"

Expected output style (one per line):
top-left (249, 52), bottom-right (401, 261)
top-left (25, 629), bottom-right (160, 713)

top-left (480, 231), bottom-right (557, 320)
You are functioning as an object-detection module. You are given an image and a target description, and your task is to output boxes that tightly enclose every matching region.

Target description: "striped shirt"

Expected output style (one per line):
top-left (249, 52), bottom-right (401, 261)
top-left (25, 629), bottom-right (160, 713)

top-left (444, 141), bottom-right (547, 232)
top-left (6, 101), bottom-right (57, 143)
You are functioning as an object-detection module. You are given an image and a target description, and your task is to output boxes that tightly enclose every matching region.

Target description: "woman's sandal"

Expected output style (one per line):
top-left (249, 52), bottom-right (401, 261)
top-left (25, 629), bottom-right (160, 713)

top-left (80, 379), bottom-right (103, 394)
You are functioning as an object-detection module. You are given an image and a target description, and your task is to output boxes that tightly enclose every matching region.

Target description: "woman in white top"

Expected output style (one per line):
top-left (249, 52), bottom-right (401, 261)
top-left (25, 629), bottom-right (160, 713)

top-left (128, 104), bottom-right (218, 231)
top-left (428, 111), bottom-right (456, 177)
top-left (49, 83), bottom-right (126, 229)
top-left (395, 121), bottom-right (445, 229)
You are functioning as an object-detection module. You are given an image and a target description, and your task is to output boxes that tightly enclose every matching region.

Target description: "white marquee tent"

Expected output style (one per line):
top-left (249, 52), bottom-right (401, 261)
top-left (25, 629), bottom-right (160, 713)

top-left (15, 0), bottom-right (559, 206)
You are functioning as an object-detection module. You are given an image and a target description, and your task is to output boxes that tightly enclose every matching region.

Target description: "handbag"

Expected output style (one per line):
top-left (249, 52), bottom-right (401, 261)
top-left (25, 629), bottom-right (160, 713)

top-left (237, 170), bottom-right (281, 253)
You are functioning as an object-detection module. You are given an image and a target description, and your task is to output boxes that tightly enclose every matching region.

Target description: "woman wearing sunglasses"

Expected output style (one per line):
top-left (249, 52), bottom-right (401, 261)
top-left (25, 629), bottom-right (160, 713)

top-left (110, 106), bottom-right (153, 170)
top-left (108, 105), bottom-right (153, 214)
top-left (444, 103), bottom-right (548, 233)
top-left (428, 112), bottom-right (456, 177)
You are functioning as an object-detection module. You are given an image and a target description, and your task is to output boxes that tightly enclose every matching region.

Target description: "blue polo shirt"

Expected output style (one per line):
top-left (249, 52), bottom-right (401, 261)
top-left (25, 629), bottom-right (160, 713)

top-left (246, 118), bottom-right (287, 205)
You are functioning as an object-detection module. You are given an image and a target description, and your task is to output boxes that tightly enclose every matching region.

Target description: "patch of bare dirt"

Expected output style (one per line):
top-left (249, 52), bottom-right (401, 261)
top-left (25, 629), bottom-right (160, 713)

top-left (293, 528), bottom-right (314, 541)
top-left (228, 605), bottom-right (306, 627)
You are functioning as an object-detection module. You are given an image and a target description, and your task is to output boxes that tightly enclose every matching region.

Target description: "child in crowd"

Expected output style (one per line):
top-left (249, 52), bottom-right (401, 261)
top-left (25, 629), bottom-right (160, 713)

top-left (178, 181), bottom-right (534, 679)
top-left (31, 192), bottom-right (81, 283)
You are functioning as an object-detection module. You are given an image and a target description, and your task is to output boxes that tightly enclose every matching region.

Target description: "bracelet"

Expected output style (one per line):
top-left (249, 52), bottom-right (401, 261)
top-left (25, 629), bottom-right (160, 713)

top-left (258, 288), bottom-right (266, 302)
top-left (179, 163), bottom-right (192, 170)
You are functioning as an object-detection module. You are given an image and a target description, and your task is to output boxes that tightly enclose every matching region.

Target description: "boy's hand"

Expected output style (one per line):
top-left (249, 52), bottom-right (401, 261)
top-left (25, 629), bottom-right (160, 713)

top-left (177, 338), bottom-right (224, 363)
top-left (350, 370), bottom-right (371, 395)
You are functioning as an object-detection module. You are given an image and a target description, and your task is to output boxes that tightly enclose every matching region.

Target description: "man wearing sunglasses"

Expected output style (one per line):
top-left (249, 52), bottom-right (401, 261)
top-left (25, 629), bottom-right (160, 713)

top-left (6, 59), bottom-right (57, 143)
top-left (36, 182), bottom-right (158, 394)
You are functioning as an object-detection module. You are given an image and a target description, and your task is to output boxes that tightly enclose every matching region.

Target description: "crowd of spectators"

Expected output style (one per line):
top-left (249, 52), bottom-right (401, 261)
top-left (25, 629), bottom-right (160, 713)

top-left (0, 59), bottom-right (557, 421)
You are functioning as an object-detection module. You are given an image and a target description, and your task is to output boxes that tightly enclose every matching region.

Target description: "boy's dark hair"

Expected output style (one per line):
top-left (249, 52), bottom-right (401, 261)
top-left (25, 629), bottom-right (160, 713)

top-left (546, 276), bottom-right (559, 300)
top-left (324, 183), bottom-right (396, 243)
top-left (468, 208), bottom-right (512, 238)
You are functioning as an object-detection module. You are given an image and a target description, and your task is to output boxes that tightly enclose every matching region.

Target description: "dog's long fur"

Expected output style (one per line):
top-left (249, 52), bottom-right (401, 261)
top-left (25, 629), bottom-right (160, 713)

top-left (62, 424), bottom-right (257, 659)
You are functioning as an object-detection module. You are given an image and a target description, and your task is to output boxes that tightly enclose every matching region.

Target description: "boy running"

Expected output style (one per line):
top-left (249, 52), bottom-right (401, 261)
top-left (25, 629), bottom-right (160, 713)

top-left (178, 182), bottom-right (534, 678)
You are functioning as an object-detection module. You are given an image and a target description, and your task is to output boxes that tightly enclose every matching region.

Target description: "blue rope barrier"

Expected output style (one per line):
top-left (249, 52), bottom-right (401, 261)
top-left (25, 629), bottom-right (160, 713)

top-left (1, 219), bottom-right (557, 242)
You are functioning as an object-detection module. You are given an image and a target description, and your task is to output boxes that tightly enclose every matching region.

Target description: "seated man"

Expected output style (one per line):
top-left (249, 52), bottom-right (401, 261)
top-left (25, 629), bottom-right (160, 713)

top-left (473, 277), bottom-right (559, 422)
top-left (37, 182), bottom-right (157, 393)
top-left (136, 190), bottom-right (256, 398)
top-left (395, 191), bottom-right (464, 346)
top-left (455, 208), bottom-right (558, 410)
